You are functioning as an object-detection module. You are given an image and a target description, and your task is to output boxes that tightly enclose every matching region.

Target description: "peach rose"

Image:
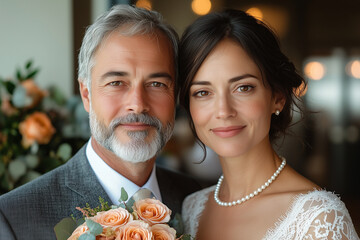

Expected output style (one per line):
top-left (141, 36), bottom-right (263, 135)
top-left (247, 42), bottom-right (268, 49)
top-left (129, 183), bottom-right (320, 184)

top-left (93, 208), bottom-right (133, 229)
top-left (21, 79), bottom-right (47, 108)
top-left (68, 223), bottom-right (89, 240)
top-left (97, 227), bottom-right (117, 240)
top-left (116, 220), bottom-right (152, 240)
top-left (133, 199), bottom-right (171, 225)
top-left (1, 97), bottom-right (18, 116)
top-left (151, 224), bottom-right (176, 240)
top-left (19, 112), bottom-right (55, 147)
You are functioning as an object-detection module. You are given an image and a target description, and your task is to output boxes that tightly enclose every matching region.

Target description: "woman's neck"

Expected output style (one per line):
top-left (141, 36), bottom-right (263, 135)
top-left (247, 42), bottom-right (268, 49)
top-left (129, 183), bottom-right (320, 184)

top-left (217, 139), bottom-right (281, 201)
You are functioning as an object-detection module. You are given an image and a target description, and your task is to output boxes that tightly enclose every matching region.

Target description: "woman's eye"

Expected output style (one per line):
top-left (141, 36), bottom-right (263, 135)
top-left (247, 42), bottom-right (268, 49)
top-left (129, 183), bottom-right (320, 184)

top-left (237, 85), bottom-right (253, 92)
top-left (194, 90), bottom-right (210, 97)
top-left (151, 82), bottom-right (165, 88)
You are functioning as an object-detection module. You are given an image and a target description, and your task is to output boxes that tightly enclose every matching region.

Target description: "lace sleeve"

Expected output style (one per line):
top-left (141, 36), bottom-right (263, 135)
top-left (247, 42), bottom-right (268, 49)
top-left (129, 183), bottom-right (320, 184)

top-left (303, 207), bottom-right (359, 240)
top-left (264, 190), bottom-right (359, 240)
top-left (181, 186), bottom-right (215, 237)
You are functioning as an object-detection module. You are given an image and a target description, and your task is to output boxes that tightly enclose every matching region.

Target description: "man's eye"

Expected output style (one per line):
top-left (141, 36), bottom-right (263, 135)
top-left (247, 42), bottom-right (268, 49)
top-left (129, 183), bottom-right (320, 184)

top-left (109, 81), bottom-right (123, 86)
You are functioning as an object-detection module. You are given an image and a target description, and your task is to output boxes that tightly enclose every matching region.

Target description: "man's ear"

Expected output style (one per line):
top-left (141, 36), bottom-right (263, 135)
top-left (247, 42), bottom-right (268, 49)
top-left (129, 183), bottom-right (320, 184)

top-left (79, 81), bottom-right (90, 113)
top-left (273, 91), bottom-right (286, 113)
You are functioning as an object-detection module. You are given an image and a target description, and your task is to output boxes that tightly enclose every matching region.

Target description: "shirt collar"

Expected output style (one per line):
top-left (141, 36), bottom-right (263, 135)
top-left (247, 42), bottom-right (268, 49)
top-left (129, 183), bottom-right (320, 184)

top-left (86, 138), bottom-right (162, 205)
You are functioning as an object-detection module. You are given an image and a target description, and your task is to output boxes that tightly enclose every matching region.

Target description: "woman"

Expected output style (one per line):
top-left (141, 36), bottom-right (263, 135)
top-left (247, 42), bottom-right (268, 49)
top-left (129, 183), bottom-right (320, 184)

top-left (178, 9), bottom-right (359, 239)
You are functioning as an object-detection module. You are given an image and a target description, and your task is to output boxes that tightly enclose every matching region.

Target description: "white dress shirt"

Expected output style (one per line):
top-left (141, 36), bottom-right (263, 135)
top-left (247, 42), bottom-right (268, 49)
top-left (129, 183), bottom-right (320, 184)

top-left (86, 138), bottom-right (162, 205)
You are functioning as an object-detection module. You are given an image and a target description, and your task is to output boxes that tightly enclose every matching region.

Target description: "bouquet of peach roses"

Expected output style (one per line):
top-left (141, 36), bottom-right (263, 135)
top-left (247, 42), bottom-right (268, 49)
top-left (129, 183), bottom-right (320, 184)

top-left (54, 188), bottom-right (192, 240)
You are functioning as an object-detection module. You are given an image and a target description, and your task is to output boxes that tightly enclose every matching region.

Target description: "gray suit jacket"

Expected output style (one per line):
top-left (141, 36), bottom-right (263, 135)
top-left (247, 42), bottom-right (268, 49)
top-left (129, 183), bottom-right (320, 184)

top-left (0, 145), bottom-right (201, 239)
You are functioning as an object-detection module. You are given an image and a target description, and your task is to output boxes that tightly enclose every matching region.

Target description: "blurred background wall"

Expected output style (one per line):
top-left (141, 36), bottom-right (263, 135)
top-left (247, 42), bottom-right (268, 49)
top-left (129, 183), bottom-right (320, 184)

top-left (1, 0), bottom-right (359, 231)
top-left (0, 0), bottom-right (73, 97)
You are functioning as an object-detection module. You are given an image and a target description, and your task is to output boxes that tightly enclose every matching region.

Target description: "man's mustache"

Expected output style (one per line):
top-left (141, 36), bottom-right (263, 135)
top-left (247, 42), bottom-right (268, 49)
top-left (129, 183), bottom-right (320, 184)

top-left (109, 113), bottom-right (162, 131)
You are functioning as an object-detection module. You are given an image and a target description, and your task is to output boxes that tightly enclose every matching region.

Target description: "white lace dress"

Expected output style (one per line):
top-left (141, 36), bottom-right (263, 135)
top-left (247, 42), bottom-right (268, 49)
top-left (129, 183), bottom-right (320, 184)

top-left (182, 186), bottom-right (359, 239)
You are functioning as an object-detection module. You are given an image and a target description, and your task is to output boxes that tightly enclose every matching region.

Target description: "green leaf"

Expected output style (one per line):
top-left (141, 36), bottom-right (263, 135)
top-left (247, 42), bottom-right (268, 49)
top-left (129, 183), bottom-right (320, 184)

top-left (12, 85), bottom-right (32, 107)
top-left (86, 219), bottom-right (103, 235)
top-left (16, 68), bottom-right (23, 81)
top-left (180, 234), bottom-right (193, 240)
top-left (24, 155), bottom-right (39, 169)
top-left (2, 80), bottom-right (16, 94)
top-left (120, 187), bottom-right (128, 202)
top-left (49, 86), bottom-right (66, 105)
top-left (54, 217), bottom-right (78, 240)
top-left (8, 158), bottom-right (27, 182)
top-left (79, 233), bottom-right (96, 240)
top-left (170, 213), bottom-right (184, 236)
top-left (57, 143), bottom-right (72, 161)
top-left (25, 60), bottom-right (33, 69)
top-left (25, 68), bottom-right (39, 79)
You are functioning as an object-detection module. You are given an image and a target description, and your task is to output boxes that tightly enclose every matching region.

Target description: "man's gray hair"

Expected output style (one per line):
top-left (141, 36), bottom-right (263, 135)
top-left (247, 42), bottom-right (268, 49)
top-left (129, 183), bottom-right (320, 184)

top-left (78, 4), bottom-right (179, 88)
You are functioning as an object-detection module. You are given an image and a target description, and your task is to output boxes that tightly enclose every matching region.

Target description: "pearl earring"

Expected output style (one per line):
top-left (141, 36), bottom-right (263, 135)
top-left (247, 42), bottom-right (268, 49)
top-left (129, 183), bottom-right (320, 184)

top-left (275, 110), bottom-right (280, 116)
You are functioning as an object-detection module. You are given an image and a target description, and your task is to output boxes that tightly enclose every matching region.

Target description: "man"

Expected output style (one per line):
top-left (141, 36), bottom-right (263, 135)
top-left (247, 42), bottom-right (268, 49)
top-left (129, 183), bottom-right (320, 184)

top-left (0, 5), bottom-right (200, 239)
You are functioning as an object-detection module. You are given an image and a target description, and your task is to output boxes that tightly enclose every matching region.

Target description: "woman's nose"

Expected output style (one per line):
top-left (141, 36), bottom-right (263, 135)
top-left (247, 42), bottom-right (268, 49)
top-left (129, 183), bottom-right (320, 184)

top-left (215, 94), bottom-right (237, 119)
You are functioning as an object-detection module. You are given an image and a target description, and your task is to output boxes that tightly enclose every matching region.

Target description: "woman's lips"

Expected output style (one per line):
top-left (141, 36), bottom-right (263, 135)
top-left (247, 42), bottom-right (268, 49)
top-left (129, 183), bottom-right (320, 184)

top-left (211, 126), bottom-right (245, 138)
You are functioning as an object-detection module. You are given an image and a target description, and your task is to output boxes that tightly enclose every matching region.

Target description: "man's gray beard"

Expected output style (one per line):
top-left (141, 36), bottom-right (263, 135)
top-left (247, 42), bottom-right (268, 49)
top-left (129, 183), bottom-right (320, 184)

top-left (89, 109), bottom-right (174, 163)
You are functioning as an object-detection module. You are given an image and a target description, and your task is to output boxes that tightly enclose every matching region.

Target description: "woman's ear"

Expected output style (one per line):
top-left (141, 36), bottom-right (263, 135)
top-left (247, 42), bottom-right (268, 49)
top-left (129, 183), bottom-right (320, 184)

top-left (79, 81), bottom-right (90, 113)
top-left (273, 91), bottom-right (286, 113)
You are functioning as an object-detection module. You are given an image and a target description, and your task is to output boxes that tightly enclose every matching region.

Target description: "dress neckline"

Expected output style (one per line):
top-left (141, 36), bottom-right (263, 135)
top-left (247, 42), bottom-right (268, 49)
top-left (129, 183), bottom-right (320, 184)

top-left (196, 186), bottom-right (327, 239)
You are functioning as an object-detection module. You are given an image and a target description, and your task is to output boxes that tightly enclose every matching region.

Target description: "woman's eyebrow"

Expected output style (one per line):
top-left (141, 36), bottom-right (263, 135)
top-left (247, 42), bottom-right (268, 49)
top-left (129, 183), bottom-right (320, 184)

top-left (191, 73), bottom-right (258, 86)
top-left (228, 74), bottom-right (258, 83)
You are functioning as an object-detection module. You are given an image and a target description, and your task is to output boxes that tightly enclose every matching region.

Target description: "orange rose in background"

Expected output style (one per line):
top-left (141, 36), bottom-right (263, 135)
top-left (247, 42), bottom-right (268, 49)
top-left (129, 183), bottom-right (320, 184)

top-left (151, 224), bottom-right (176, 240)
top-left (133, 199), bottom-right (171, 225)
top-left (116, 220), bottom-right (152, 240)
top-left (19, 112), bottom-right (55, 147)
top-left (21, 79), bottom-right (47, 108)
top-left (93, 208), bottom-right (133, 229)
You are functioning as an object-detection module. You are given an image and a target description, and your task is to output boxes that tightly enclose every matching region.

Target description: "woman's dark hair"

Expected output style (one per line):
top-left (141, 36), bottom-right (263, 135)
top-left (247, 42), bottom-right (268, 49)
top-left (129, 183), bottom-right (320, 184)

top-left (178, 9), bottom-right (306, 151)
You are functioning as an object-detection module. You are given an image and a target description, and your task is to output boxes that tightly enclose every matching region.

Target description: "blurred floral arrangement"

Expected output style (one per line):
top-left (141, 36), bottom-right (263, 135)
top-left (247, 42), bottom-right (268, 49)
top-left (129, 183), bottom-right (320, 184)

top-left (0, 60), bottom-right (89, 194)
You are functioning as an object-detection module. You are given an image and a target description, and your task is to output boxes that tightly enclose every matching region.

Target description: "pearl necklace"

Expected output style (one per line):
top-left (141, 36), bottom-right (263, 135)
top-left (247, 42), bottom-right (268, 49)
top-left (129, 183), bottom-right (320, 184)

top-left (214, 157), bottom-right (286, 207)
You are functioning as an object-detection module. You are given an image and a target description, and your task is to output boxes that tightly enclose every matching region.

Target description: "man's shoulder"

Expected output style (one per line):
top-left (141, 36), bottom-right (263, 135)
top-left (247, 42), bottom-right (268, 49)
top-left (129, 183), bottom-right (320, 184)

top-left (0, 146), bottom-right (86, 204)
top-left (0, 146), bottom-right (90, 239)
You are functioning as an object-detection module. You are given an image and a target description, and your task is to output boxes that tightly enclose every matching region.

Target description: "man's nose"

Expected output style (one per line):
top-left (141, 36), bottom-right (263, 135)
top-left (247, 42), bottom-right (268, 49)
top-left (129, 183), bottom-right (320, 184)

top-left (125, 85), bottom-right (150, 114)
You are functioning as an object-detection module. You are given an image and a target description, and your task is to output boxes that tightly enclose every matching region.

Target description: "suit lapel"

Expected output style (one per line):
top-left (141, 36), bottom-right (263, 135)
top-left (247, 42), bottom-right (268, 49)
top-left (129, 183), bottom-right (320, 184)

top-left (64, 145), bottom-right (112, 210)
top-left (156, 167), bottom-right (182, 215)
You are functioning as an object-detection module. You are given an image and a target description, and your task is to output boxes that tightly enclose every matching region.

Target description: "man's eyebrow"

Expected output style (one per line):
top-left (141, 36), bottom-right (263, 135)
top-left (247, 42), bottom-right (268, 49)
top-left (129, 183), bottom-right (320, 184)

top-left (148, 72), bottom-right (173, 81)
top-left (101, 71), bottom-right (128, 80)
top-left (100, 71), bottom-right (173, 81)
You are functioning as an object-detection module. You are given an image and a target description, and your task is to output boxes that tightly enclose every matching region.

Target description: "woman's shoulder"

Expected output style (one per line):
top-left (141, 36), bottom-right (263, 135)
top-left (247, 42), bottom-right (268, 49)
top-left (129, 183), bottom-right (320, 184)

top-left (265, 189), bottom-right (359, 240)
top-left (294, 189), bottom-right (347, 210)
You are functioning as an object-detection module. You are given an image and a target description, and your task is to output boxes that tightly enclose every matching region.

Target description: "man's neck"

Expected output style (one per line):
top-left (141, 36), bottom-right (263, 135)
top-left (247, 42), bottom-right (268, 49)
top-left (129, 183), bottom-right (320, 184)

top-left (91, 138), bottom-right (155, 186)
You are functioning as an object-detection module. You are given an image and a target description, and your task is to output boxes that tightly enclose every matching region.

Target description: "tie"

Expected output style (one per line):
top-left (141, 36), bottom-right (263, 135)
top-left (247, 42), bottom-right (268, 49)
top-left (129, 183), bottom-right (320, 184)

top-left (127, 188), bottom-right (155, 207)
